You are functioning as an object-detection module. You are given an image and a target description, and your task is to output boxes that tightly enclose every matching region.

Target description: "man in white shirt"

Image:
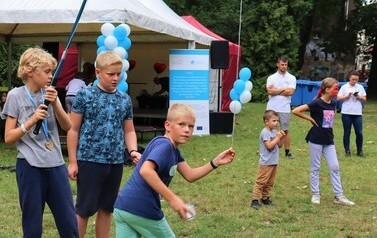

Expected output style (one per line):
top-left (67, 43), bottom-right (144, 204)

top-left (266, 56), bottom-right (296, 159)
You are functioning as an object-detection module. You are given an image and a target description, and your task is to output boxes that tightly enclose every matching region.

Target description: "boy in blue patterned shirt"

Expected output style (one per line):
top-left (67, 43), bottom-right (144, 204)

top-left (67, 51), bottom-right (141, 238)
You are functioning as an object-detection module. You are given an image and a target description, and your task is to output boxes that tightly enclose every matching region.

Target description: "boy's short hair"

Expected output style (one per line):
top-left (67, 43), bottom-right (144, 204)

top-left (17, 47), bottom-right (57, 81)
top-left (167, 103), bottom-right (196, 121)
top-left (263, 110), bottom-right (279, 122)
top-left (95, 51), bottom-right (123, 70)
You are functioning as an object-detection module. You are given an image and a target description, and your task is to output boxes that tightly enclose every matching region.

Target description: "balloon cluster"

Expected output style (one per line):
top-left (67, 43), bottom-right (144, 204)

top-left (229, 67), bottom-right (253, 114)
top-left (93, 22), bottom-right (132, 92)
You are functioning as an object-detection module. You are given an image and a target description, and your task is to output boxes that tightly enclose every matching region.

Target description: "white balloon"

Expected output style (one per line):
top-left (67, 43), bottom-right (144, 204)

top-left (122, 59), bottom-right (130, 71)
top-left (229, 100), bottom-right (242, 114)
top-left (101, 23), bottom-right (115, 37)
top-left (104, 35), bottom-right (118, 50)
top-left (113, 46), bottom-right (127, 59)
top-left (239, 90), bottom-right (252, 104)
top-left (119, 23), bottom-right (131, 36)
top-left (245, 81), bottom-right (253, 91)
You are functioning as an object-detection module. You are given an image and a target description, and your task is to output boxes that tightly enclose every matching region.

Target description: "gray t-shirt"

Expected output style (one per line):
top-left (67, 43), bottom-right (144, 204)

top-left (2, 86), bottom-right (64, 168)
top-left (259, 127), bottom-right (279, 165)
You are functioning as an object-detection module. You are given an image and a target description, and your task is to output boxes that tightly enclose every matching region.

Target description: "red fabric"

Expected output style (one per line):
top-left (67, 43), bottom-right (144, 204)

top-left (55, 46), bottom-right (79, 88)
top-left (182, 16), bottom-right (242, 111)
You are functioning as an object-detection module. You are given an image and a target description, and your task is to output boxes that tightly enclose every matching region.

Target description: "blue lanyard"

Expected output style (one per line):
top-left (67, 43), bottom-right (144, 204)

top-left (24, 86), bottom-right (50, 141)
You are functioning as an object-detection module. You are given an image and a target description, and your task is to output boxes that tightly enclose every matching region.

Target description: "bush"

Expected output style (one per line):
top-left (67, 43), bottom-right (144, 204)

top-left (251, 76), bottom-right (269, 103)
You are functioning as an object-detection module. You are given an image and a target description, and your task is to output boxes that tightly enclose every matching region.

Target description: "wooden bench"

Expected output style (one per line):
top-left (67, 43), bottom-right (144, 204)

top-left (135, 125), bottom-right (165, 142)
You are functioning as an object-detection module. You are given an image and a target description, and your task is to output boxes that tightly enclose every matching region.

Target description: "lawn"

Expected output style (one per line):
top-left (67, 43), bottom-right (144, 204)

top-left (0, 99), bottom-right (376, 237)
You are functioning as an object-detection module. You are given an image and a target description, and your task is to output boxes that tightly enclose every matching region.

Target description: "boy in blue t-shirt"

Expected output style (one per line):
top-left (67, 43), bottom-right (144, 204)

top-left (67, 51), bottom-right (141, 238)
top-left (114, 103), bottom-right (235, 237)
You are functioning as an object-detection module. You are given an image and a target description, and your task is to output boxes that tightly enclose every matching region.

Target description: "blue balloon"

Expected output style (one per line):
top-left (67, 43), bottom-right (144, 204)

top-left (233, 79), bottom-right (246, 94)
top-left (117, 79), bottom-right (128, 93)
top-left (229, 88), bottom-right (240, 101)
top-left (96, 46), bottom-right (107, 55)
top-left (113, 26), bottom-right (127, 41)
top-left (118, 38), bottom-right (131, 50)
top-left (239, 67), bottom-right (252, 81)
top-left (96, 35), bottom-right (106, 47)
top-left (93, 78), bottom-right (99, 86)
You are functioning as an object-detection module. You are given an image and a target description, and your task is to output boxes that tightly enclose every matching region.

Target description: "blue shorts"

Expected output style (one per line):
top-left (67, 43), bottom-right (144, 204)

top-left (16, 158), bottom-right (78, 237)
top-left (75, 161), bottom-right (123, 217)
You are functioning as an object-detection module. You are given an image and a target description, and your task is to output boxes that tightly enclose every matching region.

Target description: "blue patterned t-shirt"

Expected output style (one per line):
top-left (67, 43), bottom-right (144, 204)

top-left (72, 85), bottom-right (133, 164)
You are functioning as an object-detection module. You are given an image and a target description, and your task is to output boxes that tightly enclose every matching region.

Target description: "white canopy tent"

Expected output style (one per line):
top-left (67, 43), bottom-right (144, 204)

top-left (0, 0), bottom-right (214, 45)
top-left (0, 0), bottom-right (223, 111)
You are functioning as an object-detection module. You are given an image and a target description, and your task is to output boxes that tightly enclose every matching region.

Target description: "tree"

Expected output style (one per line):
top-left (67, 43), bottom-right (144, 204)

top-left (349, 1), bottom-right (377, 93)
top-left (0, 42), bottom-right (30, 88)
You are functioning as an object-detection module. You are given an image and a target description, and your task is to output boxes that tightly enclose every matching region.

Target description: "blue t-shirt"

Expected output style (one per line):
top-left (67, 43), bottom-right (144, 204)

top-left (305, 98), bottom-right (336, 145)
top-left (114, 136), bottom-right (185, 220)
top-left (72, 85), bottom-right (133, 164)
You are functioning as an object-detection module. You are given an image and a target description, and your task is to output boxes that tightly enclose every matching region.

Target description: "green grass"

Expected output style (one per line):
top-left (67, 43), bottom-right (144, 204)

top-left (1, 99), bottom-right (376, 237)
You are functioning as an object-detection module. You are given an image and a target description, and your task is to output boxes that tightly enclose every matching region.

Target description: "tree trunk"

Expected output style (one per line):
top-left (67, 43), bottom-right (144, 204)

top-left (367, 36), bottom-right (377, 95)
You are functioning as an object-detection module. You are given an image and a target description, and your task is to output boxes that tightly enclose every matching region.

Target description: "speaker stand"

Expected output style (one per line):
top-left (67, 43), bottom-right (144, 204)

top-left (217, 69), bottom-right (222, 112)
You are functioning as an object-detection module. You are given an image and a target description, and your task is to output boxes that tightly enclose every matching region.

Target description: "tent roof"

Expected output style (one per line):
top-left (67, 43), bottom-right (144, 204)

top-left (0, 0), bottom-right (215, 45)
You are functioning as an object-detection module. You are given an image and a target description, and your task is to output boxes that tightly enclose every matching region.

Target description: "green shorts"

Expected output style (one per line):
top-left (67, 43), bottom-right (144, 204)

top-left (114, 208), bottom-right (175, 238)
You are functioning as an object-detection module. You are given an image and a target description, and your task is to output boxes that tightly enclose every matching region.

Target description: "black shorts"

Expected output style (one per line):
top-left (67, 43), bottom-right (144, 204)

top-left (75, 161), bottom-right (123, 217)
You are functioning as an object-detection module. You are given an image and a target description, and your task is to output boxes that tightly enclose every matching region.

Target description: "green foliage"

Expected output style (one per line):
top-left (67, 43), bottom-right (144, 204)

top-left (0, 43), bottom-right (31, 88)
top-left (251, 76), bottom-right (269, 103)
top-left (242, 1), bottom-right (301, 78)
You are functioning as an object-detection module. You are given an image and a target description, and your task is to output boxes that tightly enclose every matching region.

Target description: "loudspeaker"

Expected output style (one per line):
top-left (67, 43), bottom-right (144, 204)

top-left (42, 42), bottom-right (59, 60)
top-left (210, 112), bottom-right (233, 134)
top-left (210, 41), bottom-right (229, 69)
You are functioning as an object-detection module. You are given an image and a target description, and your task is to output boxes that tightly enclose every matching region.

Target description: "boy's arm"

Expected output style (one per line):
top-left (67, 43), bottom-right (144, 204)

top-left (178, 148), bottom-right (235, 183)
top-left (264, 131), bottom-right (284, 150)
top-left (123, 119), bottom-right (141, 164)
top-left (4, 105), bottom-right (49, 144)
top-left (140, 161), bottom-right (189, 220)
top-left (67, 111), bottom-right (82, 180)
top-left (292, 104), bottom-right (318, 126)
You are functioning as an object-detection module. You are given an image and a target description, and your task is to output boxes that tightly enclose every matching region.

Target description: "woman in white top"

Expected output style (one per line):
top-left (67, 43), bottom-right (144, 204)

top-left (337, 70), bottom-right (367, 157)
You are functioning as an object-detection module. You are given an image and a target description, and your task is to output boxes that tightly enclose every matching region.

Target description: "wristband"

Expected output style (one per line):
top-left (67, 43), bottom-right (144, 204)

top-left (129, 149), bottom-right (138, 155)
top-left (21, 123), bottom-right (29, 134)
top-left (210, 159), bottom-right (218, 169)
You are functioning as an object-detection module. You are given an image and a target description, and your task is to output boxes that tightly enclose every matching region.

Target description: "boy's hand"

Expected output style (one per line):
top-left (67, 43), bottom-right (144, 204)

top-left (68, 162), bottom-right (78, 180)
top-left (31, 104), bottom-right (49, 123)
top-left (168, 195), bottom-right (189, 220)
top-left (44, 86), bottom-right (58, 106)
top-left (130, 151), bottom-right (142, 165)
top-left (212, 148), bottom-right (235, 167)
top-left (276, 130), bottom-right (285, 139)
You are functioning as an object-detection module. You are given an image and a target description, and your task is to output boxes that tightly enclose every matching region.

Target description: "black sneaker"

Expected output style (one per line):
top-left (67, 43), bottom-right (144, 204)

top-left (286, 152), bottom-right (294, 159)
top-left (357, 151), bottom-right (365, 157)
top-left (251, 200), bottom-right (260, 210)
top-left (260, 197), bottom-right (273, 206)
top-left (345, 151), bottom-right (351, 157)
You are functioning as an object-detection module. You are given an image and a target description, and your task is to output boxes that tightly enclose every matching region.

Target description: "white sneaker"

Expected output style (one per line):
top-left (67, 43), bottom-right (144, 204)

top-left (334, 195), bottom-right (355, 206)
top-left (311, 194), bottom-right (321, 204)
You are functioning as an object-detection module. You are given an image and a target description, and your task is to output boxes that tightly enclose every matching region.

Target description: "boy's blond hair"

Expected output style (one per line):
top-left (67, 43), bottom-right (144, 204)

top-left (95, 51), bottom-right (123, 70)
top-left (167, 103), bottom-right (196, 121)
top-left (17, 47), bottom-right (57, 81)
